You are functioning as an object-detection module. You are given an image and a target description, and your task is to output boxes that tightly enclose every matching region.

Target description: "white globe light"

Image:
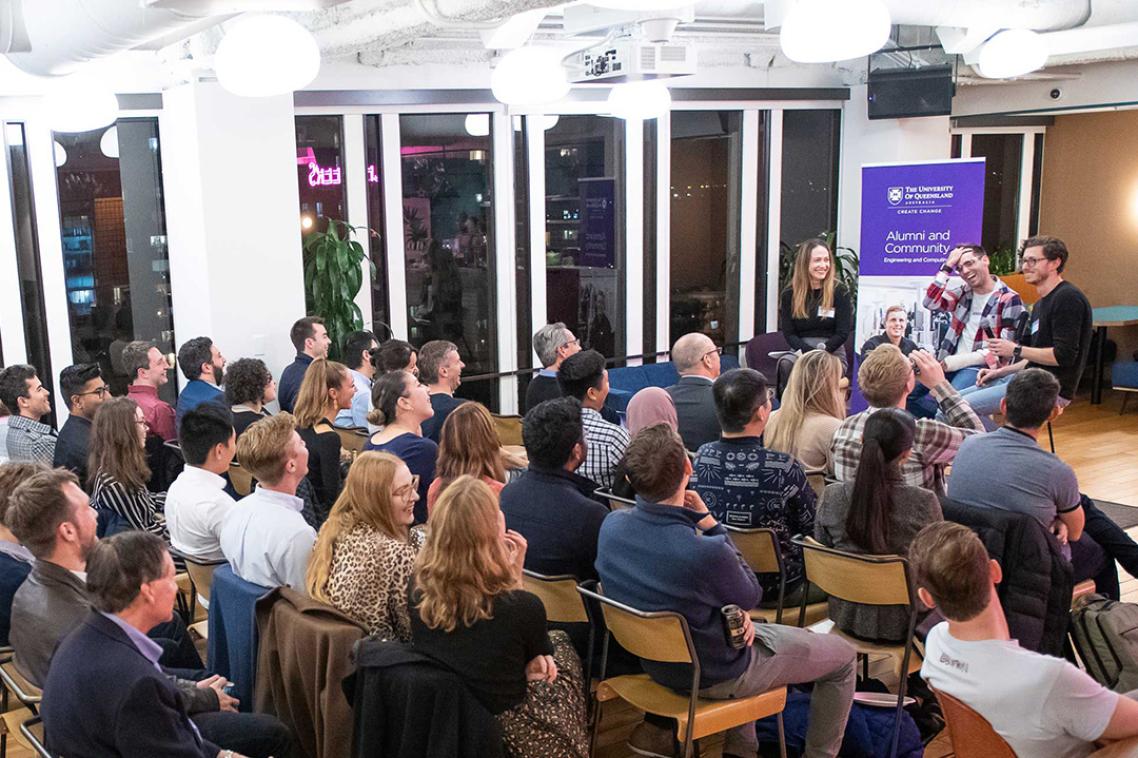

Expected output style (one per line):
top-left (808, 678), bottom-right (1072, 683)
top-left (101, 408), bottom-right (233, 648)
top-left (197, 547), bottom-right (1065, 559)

top-left (977, 29), bottom-right (1048, 79)
top-left (100, 126), bottom-right (119, 159)
top-left (215, 14), bottom-right (321, 98)
top-left (588, 0), bottom-right (692, 9)
top-left (606, 81), bottom-right (671, 121)
top-left (43, 85), bottom-right (117, 133)
top-left (513, 115), bottom-right (560, 131)
top-left (464, 114), bottom-right (490, 137)
top-left (53, 141), bottom-right (67, 168)
top-left (779, 0), bottom-right (891, 63)
top-left (491, 47), bottom-right (570, 106)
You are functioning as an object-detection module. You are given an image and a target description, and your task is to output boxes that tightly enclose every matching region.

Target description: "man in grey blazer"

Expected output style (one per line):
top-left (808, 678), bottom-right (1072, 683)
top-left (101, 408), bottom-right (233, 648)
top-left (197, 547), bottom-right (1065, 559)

top-left (666, 332), bottom-right (723, 451)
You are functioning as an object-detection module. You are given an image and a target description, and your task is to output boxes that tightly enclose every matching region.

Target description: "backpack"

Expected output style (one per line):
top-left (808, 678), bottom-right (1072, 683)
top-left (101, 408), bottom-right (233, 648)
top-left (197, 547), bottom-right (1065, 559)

top-left (1070, 593), bottom-right (1138, 692)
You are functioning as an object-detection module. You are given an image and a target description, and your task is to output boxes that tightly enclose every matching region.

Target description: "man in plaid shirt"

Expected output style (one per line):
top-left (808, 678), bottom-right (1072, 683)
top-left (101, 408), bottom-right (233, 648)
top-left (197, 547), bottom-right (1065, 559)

top-left (557, 349), bottom-right (630, 491)
top-left (830, 345), bottom-right (983, 495)
top-left (0, 365), bottom-right (56, 465)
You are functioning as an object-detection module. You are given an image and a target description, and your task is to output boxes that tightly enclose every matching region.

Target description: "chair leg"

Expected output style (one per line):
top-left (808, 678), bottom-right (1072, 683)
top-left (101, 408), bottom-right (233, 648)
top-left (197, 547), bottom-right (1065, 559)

top-left (1122, 394), bottom-right (1131, 416)
top-left (1047, 421), bottom-right (1055, 454)
top-left (777, 711), bottom-right (787, 758)
top-left (589, 699), bottom-right (602, 758)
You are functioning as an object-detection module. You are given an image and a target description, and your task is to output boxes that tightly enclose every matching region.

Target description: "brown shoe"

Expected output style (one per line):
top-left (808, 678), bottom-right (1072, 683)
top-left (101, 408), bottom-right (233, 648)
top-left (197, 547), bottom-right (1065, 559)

top-left (627, 721), bottom-right (676, 758)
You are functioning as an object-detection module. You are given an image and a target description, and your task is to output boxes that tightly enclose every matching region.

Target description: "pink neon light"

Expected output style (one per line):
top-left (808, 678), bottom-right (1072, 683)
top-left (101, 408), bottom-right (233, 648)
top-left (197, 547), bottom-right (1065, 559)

top-left (304, 160), bottom-right (381, 187)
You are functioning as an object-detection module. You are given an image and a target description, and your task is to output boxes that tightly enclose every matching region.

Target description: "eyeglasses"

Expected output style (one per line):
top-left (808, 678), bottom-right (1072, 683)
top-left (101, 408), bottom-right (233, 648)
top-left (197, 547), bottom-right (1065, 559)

top-left (1020, 255), bottom-right (1048, 268)
top-left (703, 347), bottom-right (723, 359)
top-left (76, 385), bottom-right (110, 398)
top-left (394, 475), bottom-right (421, 500)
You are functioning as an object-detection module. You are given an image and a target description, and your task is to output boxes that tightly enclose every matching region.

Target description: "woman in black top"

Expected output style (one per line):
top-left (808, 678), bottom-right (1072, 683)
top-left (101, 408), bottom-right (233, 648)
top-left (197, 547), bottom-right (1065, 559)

top-left (778, 238), bottom-right (852, 394)
top-left (293, 359), bottom-right (354, 524)
top-left (410, 476), bottom-right (587, 757)
top-left (224, 358), bottom-right (276, 439)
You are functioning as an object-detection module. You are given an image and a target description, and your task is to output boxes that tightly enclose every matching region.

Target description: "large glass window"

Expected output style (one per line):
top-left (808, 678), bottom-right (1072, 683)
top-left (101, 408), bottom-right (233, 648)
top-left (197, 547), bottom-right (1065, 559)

top-left (296, 116), bottom-right (346, 233)
top-left (399, 113), bottom-right (498, 409)
top-left (544, 116), bottom-right (625, 360)
top-left (670, 111), bottom-right (743, 347)
top-left (53, 119), bottom-right (174, 401)
top-left (780, 109), bottom-right (841, 249)
top-left (971, 133), bottom-right (1023, 254)
top-left (363, 116), bottom-right (389, 335)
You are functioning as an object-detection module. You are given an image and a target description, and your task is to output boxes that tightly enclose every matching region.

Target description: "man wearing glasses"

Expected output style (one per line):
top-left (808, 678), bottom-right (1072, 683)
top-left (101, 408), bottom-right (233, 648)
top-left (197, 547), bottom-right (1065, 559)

top-left (0, 364), bottom-right (58, 466)
top-left (956, 235), bottom-right (1093, 425)
top-left (667, 332), bottom-right (724, 451)
top-left (53, 364), bottom-right (109, 483)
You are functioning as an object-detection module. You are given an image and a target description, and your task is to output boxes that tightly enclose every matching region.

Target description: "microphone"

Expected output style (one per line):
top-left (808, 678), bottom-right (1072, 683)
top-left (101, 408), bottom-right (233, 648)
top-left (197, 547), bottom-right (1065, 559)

top-left (1013, 312), bottom-right (1031, 343)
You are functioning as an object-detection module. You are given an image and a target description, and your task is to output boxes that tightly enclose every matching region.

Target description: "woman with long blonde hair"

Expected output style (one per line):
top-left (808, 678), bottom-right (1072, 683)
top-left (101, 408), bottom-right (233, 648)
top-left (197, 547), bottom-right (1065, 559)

top-left (306, 451), bottom-right (425, 639)
top-left (293, 358), bottom-right (354, 521)
top-left (777, 238), bottom-right (852, 395)
top-left (765, 349), bottom-right (846, 471)
top-left (425, 402), bottom-right (506, 515)
top-left (410, 476), bottom-right (588, 757)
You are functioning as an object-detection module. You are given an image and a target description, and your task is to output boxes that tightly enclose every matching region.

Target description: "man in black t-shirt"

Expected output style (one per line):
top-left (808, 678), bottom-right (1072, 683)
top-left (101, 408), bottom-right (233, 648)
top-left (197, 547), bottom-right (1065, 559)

top-left (956, 235), bottom-right (1093, 426)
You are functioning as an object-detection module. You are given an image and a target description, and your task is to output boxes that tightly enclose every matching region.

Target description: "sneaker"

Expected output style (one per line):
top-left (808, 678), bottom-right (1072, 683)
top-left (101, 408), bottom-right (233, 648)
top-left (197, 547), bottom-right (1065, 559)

top-left (627, 721), bottom-right (676, 758)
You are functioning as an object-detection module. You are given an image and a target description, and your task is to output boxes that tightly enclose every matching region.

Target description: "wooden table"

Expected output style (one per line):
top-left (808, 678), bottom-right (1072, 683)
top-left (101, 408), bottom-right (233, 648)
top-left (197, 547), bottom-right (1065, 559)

top-left (1091, 306), bottom-right (1138, 404)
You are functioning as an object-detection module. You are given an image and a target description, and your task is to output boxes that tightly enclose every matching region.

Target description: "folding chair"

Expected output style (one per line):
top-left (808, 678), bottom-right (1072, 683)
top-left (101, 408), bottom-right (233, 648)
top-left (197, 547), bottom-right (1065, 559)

top-left (931, 687), bottom-right (1015, 758)
top-left (793, 536), bottom-right (919, 758)
top-left (491, 414), bottom-right (524, 447)
top-left (725, 526), bottom-right (828, 627)
top-left (229, 462), bottom-right (254, 497)
top-left (18, 716), bottom-right (49, 758)
top-left (593, 488), bottom-right (635, 511)
top-left (334, 426), bottom-right (370, 455)
top-left (522, 570), bottom-right (595, 705)
top-left (170, 547), bottom-right (229, 638)
top-left (803, 468), bottom-right (827, 499)
top-left (578, 586), bottom-right (788, 758)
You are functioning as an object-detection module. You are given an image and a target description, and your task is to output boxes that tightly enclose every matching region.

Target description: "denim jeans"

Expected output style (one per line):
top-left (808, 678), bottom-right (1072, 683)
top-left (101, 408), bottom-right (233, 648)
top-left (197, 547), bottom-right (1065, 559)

top-left (192, 711), bottom-right (294, 758)
top-left (911, 367), bottom-right (982, 418)
top-left (946, 373), bottom-right (1013, 431)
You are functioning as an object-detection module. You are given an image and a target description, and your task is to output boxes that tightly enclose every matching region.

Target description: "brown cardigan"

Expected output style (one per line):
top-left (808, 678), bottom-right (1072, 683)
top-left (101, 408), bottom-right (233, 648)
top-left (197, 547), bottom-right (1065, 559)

top-left (255, 587), bottom-right (367, 758)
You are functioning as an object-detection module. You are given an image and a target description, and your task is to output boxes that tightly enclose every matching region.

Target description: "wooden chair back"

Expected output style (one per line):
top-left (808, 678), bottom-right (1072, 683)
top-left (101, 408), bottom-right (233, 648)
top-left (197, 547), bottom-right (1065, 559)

top-left (579, 588), bottom-right (693, 665)
top-left (933, 687), bottom-right (1017, 758)
top-left (796, 537), bottom-right (913, 607)
top-left (804, 468), bottom-right (827, 498)
top-left (725, 527), bottom-right (782, 574)
top-left (229, 463), bottom-right (254, 497)
top-left (335, 426), bottom-right (369, 454)
top-left (594, 489), bottom-right (635, 511)
top-left (523, 571), bottom-right (590, 624)
top-left (491, 414), bottom-right (524, 447)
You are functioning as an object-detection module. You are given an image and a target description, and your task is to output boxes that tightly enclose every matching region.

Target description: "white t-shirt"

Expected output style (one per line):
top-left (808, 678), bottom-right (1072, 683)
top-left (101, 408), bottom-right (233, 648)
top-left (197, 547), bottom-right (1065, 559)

top-left (922, 622), bottom-right (1118, 758)
top-left (955, 290), bottom-right (993, 355)
top-left (165, 465), bottom-right (236, 563)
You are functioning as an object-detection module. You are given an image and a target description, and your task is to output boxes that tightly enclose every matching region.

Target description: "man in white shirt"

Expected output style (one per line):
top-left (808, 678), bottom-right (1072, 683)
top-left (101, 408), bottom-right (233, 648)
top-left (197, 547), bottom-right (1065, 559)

top-left (219, 412), bottom-right (316, 591)
top-left (912, 521), bottom-right (1138, 758)
top-left (166, 404), bottom-right (237, 563)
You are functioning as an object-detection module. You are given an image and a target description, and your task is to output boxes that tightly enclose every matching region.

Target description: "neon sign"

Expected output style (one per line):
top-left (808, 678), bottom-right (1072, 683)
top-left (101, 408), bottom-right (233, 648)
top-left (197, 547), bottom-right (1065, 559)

top-left (305, 161), bottom-right (380, 187)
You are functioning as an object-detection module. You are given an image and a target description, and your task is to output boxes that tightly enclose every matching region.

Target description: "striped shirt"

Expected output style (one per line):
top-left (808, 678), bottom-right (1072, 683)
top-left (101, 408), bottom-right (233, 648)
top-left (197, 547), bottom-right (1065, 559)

top-left (90, 472), bottom-right (169, 540)
top-left (579, 407), bottom-right (631, 491)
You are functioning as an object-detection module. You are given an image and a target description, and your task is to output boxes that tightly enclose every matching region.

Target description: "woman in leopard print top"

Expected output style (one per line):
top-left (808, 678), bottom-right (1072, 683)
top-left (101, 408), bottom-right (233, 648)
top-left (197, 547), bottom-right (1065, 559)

top-left (306, 451), bottom-right (425, 639)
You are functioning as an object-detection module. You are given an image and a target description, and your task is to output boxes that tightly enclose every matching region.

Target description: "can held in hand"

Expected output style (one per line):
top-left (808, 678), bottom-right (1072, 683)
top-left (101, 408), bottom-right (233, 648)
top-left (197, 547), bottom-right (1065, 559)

top-left (722, 604), bottom-right (747, 649)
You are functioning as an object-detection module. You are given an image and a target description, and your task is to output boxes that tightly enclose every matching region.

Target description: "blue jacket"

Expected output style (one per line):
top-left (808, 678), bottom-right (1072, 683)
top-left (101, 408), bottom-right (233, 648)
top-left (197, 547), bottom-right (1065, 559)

top-left (42, 610), bottom-right (219, 757)
top-left (207, 564), bottom-right (271, 711)
top-left (278, 353), bottom-right (314, 414)
top-left (176, 380), bottom-right (225, 426)
top-left (595, 498), bottom-right (760, 690)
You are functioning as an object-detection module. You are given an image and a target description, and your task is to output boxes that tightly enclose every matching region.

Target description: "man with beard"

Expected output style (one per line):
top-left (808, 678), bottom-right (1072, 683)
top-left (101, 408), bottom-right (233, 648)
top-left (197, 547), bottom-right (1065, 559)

top-left (176, 336), bottom-right (228, 426)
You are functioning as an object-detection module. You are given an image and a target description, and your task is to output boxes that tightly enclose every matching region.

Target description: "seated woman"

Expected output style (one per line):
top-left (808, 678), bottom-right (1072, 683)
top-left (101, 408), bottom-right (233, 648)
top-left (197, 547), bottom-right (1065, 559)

top-left (612, 387), bottom-right (679, 499)
top-left (365, 370), bottom-right (436, 523)
top-left (410, 476), bottom-right (588, 758)
top-left (815, 408), bottom-right (943, 643)
top-left (426, 402), bottom-right (506, 515)
top-left (765, 349), bottom-right (845, 471)
top-left (307, 451), bottom-right (425, 640)
top-left (777, 238), bottom-right (852, 395)
top-left (225, 357), bottom-right (277, 439)
top-left (293, 359), bottom-right (355, 525)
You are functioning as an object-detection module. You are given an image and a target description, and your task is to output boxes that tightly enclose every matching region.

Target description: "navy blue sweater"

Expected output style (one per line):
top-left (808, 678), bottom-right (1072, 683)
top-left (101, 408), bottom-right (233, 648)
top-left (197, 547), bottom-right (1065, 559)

top-left (595, 498), bottom-right (761, 690)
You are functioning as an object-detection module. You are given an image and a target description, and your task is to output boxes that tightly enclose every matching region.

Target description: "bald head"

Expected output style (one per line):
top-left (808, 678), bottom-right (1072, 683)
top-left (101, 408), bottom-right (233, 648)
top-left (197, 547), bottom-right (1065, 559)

top-left (672, 333), bottom-right (720, 378)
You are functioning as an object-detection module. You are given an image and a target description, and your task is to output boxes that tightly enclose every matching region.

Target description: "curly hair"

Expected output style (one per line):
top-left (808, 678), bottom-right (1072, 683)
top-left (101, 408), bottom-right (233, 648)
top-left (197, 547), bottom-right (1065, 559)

top-left (225, 358), bottom-right (273, 406)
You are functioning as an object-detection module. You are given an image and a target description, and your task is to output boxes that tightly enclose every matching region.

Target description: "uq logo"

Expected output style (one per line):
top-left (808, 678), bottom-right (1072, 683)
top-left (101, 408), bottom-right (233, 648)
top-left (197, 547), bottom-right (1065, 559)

top-left (887, 186), bottom-right (904, 205)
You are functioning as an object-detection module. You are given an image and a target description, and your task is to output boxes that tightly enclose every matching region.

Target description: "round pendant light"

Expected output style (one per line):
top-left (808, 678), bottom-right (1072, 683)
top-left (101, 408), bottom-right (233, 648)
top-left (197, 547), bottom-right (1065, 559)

top-left (491, 46), bottom-right (570, 106)
top-left (215, 14), bottom-right (321, 98)
top-left (44, 85), bottom-right (117, 134)
top-left (779, 0), bottom-right (892, 63)
top-left (977, 29), bottom-right (1048, 79)
top-left (606, 80), bottom-right (671, 120)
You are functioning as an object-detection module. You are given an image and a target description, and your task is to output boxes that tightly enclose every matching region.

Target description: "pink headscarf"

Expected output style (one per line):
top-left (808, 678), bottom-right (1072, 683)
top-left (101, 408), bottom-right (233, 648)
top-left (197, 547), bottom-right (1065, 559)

top-left (626, 387), bottom-right (678, 436)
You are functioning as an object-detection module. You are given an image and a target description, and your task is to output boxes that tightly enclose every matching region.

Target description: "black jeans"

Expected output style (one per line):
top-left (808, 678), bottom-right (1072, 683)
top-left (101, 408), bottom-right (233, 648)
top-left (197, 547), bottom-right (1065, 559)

top-left (192, 711), bottom-right (294, 758)
top-left (1070, 534), bottom-right (1119, 601)
top-left (150, 612), bottom-right (205, 672)
top-left (1082, 496), bottom-right (1138, 578)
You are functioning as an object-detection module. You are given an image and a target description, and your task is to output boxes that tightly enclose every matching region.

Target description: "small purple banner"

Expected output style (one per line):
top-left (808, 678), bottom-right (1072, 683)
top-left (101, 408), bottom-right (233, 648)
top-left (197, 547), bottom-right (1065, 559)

top-left (579, 178), bottom-right (615, 268)
top-left (859, 159), bottom-right (986, 277)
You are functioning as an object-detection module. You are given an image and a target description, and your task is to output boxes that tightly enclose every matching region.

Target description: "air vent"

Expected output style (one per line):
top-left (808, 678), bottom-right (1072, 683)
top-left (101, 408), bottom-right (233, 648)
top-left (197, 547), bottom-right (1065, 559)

top-left (660, 45), bottom-right (687, 63)
top-left (640, 46), bottom-right (656, 70)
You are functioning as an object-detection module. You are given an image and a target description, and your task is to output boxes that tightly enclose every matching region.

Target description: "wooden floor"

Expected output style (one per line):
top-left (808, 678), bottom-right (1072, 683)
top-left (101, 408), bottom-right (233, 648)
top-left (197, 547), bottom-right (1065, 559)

top-left (3, 393), bottom-right (1136, 758)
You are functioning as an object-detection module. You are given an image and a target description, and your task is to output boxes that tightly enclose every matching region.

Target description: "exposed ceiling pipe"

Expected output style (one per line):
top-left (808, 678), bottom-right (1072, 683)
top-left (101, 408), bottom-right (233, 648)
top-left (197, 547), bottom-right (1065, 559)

top-left (763, 0), bottom-right (1093, 34)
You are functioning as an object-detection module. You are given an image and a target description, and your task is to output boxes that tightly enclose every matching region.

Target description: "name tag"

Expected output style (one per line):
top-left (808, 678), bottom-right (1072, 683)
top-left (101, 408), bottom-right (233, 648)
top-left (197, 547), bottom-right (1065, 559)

top-left (818, 307), bottom-right (836, 319)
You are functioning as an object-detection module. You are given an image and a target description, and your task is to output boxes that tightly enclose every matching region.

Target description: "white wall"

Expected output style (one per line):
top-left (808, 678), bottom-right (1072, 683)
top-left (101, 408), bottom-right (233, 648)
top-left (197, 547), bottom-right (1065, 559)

top-left (160, 82), bottom-right (305, 392)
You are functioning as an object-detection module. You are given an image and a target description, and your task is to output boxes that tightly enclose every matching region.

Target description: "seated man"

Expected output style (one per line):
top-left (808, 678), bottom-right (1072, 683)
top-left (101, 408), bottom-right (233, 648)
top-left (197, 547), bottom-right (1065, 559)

top-left (859, 305), bottom-right (919, 362)
top-left (830, 344), bottom-right (983, 495)
top-left (219, 412), bottom-right (316, 590)
top-left (0, 462), bottom-right (38, 646)
top-left (335, 329), bottom-right (378, 429)
top-left (278, 316), bottom-right (331, 414)
top-left (42, 532), bottom-right (291, 758)
top-left (176, 336), bottom-right (227, 425)
top-left (558, 350), bottom-right (630, 491)
top-left (124, 340), bottom-right (178, 442)
top-left (501, 398), bottom-right (608, 581)
top-left (0, 364), bottom-right (56, 464)
top-left (597, 424), bottom-right (856, 758)
top-left (418, 339), bottom-right (467, 442)
top-left (691, 368), bottom-right (818, 606)
top-left (914, 521), bottom-right (1138, 757)
top-left (666, 332), bottom-right (723, 451)
top-left (949, 368), bottom-right (1119, 598)
top-left (53, 363), bottom-right (108, 482)
top-left (526, 322), bottom-right (581, 412)
top-left (166, 404), bottom-right (238, 563)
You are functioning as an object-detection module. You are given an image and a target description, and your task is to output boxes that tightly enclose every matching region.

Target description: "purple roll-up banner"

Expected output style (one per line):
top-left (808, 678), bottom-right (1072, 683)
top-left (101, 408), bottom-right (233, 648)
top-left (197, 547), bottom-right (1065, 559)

top-left (851, 159), bottom-right (986, 412)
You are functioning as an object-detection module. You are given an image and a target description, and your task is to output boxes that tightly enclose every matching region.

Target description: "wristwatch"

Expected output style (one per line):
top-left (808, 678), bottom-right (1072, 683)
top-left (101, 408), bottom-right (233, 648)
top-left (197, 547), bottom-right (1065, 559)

top-left (1013, 344), bottom-right (1023, 361)
top-left (939, 263), bottom-right (953, 274)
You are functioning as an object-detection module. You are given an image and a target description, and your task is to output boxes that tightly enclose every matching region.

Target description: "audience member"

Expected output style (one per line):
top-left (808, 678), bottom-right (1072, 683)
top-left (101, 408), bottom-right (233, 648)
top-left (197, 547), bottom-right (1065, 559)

top-left (778, 238), bottom-right (852, 392)
top-left (0, 364), bottom-right (55, 464)
top-left (596, 424), bottom-right (856, 758)
top-left (558, 349), bottom-right (629, 490)
top-left (410, 476), bottom-right (587, 756)
top-left (41, 531), bottom-right (291, 758)
top-left (175, 336), bottom-right (226, 424)
top-left (816, 408), bottom-right (942, 642)
top-left (959, 235), bottom-right (1093, 427)
top-left (765, 349), bottom-right (845, 471)
top-left (0, 462), bottom-right (38, 645)
top-left (426, 402), bottom-right (505, 514)
top-left (306, 451), bottom-right (425, 639)
top-left (666, 332), bottom-right (723, 451)
top-left (418, 339), bottom-right (467, 442)
top-left (831, 344), bottom-right (983, 494)
top-left (949, 368), bottom-right (1119, 598)
top-left (278, 316), bottom-right (331, 414)
top-left (89, 397), bottom-right (171, 541)
top-left (0, 401), bottom-right (8, 464)
top-left (219, 413), bottom-right (317, 590)
top-left (372, 338), bottom-right (418, 376)
top-left (525, 322), bottom-right (581, 412)
top-left (335, 329), bottom-right (378, 428)
top-left (292, 358), bottom-right (353, 519)
top-left (166, 404), bottom-right (237, 563)
top-left (501, 398), bottom-right (606, 581)
top-left (123, 340), bottom-right (177, 441)
top-left (691, 368), bottom-right (819, 605)
top-left (365, 370), bottom-right (436, 523)
top-left (914, 522), bottom-right (1138, 757)
top-left (859, 305), bottom-right (919, 361)
top-left (625, 386), bottom-right (677, 435)
top-left (224, 357), bottom-right (276, 438)
top-left (53, 363), bottom-right (108, 482)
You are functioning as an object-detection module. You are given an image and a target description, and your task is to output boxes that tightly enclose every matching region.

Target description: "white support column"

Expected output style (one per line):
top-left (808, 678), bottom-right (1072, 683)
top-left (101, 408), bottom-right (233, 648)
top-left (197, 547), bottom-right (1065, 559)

top-left (342, 113), bottom-right (373, 331)
top-left (960, 132), bottom-right (973, 158)
top-left (492, 110), bottom-right (518, 414)
top-left (765, 109), bottom-right (784, 330)
top-left (655, 113), bottom-right (671, 356)
top-left (738, 110), bottom-right (760, 345)
top-left (0, 125), bottom-right (27, 363)
top-left (380, 113), bottom-right (408, 339)
top-left (1016, 132), bottom-right (1035, 246)
top-left (527, 116), bottom-right (546, 367)
top-left (624, 117), bottom-right (644, 365)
